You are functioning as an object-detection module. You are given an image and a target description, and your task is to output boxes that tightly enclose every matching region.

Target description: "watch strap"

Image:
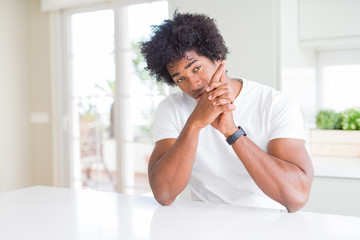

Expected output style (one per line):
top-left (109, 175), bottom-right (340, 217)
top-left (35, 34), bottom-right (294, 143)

top-left (226, 126), bottom-right (247, 145)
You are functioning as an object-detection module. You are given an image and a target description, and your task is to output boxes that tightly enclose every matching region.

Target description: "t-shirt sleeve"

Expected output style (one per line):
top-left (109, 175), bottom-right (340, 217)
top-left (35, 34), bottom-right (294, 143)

top-left (152, 99), bottom-right (181, 142)
top-left (269, 93), bottom-right (305, 141)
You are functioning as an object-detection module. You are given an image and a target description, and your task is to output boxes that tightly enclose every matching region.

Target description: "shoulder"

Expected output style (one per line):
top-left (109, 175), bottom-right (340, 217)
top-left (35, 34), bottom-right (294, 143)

top-left (241, 79), bottom-right (301, 120)
top-left (245, 79), bottom-right (281, 97)
top-left (240, 79), bottom-right (287, 108)
top-left (158, 91), bottom-right (190, 106)
top-left (155, 91), bottom-right (195, 117)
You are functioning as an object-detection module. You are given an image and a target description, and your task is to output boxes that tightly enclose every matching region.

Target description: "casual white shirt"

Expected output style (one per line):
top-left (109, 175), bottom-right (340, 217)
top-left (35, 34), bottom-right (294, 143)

top-left (153, 79), bottom-right (305, 209)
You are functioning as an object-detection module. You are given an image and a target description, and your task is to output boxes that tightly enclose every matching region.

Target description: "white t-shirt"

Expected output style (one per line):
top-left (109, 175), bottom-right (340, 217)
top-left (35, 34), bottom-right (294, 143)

top-left (153, 79), bottom-right (305, 210)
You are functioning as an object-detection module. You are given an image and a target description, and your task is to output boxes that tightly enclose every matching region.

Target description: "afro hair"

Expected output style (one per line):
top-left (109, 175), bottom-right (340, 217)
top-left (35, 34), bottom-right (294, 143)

top-left (140, 12), bottom-right (228, 86)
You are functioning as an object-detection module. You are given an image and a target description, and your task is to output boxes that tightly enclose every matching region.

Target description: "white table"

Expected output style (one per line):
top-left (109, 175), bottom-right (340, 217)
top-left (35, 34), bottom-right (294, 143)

top-left (0, 186), bottom-right (359, 240)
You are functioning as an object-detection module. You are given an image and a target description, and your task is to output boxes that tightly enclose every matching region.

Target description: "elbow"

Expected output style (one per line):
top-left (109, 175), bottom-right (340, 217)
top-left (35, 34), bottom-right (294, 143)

top-left (282, 188), bottom-right (310, 213)
top-left (286, 196), bottom-right (308, 213)
top-left (285, 182), bottom-right (313, 213)
top-left (286, 168), bottom-right (314, 213)
top-left (154, 190), bottom-right (176, 206)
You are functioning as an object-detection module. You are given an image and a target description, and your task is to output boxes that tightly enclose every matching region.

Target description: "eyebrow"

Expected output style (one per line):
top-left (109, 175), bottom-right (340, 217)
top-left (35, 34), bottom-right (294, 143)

top-left (171, 60), bottom-right (199, 78)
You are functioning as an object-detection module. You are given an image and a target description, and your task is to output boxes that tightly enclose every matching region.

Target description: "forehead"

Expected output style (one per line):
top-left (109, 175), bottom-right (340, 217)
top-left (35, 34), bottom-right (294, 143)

top-left (167, 51), bottom-right (202, 70)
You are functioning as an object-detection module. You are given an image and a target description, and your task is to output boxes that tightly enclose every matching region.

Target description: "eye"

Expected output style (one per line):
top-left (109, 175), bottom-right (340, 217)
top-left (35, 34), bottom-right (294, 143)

top-left (177, 77), bottom-right (185, 84)
top-left (194, 66), bottom-right (201, 72)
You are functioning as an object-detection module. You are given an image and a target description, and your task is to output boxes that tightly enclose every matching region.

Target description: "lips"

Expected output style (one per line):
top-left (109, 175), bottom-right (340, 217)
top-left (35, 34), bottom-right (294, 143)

top-left (195, 91), bottom-right (205, 99)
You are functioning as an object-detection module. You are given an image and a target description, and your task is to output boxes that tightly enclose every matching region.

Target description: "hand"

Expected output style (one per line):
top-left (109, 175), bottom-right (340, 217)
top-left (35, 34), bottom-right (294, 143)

top-left (206, 61), bottom-right (235, 105)
top-left (206, 61), bottom-right (237, 135)
top-left (189, 90), bottom-right (228, 130)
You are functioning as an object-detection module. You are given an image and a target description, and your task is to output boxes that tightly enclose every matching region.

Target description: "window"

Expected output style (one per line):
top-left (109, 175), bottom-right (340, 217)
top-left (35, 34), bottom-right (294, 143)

top-left (63, 1), bottom-right (169, 194)
top-left (318, 49), bottom-right (360, 112)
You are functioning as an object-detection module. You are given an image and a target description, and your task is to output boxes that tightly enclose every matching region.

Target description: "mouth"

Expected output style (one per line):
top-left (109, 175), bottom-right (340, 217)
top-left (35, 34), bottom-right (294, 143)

top-left (195, 91), bottom-right (205, 100)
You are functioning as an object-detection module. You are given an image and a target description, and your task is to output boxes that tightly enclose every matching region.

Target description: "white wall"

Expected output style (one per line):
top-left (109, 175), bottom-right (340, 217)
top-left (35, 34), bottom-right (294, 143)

top-left (279, 0), bottom-right (317, 126)
top-left (169, 0), bottom-right (279, 89)
top-left (28, 0), bottom-right (54, 187)
top-left (0, 0), bottom-right (32, 191)
top-left (0, 0), bottom-right (53, 192)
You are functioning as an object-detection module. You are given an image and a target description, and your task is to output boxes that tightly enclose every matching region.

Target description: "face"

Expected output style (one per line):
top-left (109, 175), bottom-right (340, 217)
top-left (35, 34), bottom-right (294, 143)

top-left (167, 50), bottom-right (221, 99)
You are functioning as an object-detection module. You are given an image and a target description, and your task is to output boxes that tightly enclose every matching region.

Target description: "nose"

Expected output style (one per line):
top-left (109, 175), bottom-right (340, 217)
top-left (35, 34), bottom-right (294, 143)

top-left (189, 77), bottom-right (202, 91)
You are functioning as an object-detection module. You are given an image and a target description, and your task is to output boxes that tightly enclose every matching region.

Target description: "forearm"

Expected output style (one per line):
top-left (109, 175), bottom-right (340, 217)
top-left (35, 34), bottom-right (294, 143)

top-left (149, 122), bottom-right (201, 205)
top-left (231, 136), bottom-right (313, 212)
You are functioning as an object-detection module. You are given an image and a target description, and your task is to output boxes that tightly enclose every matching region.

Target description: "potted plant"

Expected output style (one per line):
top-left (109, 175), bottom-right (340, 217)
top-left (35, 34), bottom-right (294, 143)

top-left (310, 108), bottom-right (360, 158)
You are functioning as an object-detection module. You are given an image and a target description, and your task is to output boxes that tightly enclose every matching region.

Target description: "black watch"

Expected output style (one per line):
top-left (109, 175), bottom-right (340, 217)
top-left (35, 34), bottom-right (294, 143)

top-left (226, 126), bottom-right (247, 145)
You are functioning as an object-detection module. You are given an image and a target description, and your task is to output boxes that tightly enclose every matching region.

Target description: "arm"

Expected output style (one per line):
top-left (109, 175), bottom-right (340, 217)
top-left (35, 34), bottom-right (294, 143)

top-left (227, 131), bottom-right (314, 212)
top-left (148, 122), bottom-right (200, 206)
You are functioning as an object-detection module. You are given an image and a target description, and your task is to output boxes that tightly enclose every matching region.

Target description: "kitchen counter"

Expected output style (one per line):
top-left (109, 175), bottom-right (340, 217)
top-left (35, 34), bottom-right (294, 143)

top-left (1, 186), bottom-right (359, 240)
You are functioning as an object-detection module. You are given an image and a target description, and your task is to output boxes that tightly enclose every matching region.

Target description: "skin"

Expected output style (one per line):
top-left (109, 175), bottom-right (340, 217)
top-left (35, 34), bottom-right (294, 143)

top-left (148, 50), bottom-right (314, 212)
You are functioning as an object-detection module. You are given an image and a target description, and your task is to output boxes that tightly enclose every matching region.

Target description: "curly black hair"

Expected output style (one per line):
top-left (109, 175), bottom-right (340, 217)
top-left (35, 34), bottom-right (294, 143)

top-left (140, 12), bottom-right (228, 86)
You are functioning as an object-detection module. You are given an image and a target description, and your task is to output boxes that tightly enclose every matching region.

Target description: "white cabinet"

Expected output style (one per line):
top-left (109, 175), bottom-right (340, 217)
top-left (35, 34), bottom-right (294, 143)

top-left (298, 0), bottom-right (360, 49)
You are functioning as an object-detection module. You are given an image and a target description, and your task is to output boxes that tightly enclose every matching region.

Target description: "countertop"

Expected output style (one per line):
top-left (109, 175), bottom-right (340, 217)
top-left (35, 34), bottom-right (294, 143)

top-left (1, 186), bottom-right (359, 240)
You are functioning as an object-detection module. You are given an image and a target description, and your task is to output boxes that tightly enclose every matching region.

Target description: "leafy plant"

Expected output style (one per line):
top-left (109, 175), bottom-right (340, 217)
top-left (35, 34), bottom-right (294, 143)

top-left (316, 110), bottom-right (343, 130)
top-left (316, 108), bottom-right (360, 130)
top-left (341, 108), bottom-right (360, 130)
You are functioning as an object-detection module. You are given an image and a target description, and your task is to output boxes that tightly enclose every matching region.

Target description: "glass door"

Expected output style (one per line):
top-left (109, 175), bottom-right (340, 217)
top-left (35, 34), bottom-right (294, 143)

top-left (66, 1), bottom-right (169, 194)
top-left (70, 9), bottom-right (117, 191)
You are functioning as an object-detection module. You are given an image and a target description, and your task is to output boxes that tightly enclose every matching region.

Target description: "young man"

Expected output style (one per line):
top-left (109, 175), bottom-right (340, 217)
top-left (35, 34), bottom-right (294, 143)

top-left (141, 12), bottom-right (313, 212)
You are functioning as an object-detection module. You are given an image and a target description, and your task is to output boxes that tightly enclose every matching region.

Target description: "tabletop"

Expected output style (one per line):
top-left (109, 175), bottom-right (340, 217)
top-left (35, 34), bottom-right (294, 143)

top-left (0, 186), bottom-right (359, 240)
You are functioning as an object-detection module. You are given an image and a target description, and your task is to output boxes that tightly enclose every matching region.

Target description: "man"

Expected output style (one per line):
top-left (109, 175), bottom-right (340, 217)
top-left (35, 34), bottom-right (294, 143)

top-left (141, 12), bottom-right (313, 212)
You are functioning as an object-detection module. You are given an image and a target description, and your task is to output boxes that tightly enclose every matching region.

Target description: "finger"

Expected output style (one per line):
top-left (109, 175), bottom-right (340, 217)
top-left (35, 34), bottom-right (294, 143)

top-left (207, 61), bottom-right (226, 92)
top-left (221, 103), bottom-right (236, 112)
top-left (212, 98), bottom-right (231, 106)
top-left (220, 64), bottom-right (226, 83)
top-left (208, 83), bottom-right (233, 101)
top-left (208, 87), bottom-right (229, 100)
top-left (207, 82), bottom-right (223, 95)
top-left (213, 103), bottom-right (236, 112)
top-left (211, 93), bottom-right (235, 105)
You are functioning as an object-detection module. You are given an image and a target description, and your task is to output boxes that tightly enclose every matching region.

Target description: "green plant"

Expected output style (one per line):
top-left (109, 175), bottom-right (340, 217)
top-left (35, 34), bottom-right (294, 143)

top-left (316, 110), bottom-right (343, 130)
top-left (341, 108), bottom-right (360, 130)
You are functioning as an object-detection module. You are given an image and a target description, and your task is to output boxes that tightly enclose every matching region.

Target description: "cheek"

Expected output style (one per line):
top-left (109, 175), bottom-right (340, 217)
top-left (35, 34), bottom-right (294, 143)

top-left (176, 83), bottom-right (189, 93)
top-left (202, 69), bottom-right (214, 83)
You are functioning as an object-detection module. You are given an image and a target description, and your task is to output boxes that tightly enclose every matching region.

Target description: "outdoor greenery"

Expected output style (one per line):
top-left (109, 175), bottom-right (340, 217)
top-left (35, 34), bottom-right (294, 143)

top-left (316, 108), bottom-right (360, 130)
top-left (131, 40), bottom-right (170, 137)
top-left (131, 40), bottom-right (168, 96)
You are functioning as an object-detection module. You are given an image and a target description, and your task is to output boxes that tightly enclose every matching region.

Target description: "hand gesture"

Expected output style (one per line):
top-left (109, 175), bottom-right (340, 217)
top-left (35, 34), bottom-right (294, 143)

top-left (206, 61), bottom-right (237, 135)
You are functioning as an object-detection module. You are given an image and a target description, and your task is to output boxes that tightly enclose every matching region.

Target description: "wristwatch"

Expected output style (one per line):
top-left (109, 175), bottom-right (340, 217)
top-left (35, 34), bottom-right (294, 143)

top-left (226, 126), bottom-right (247, 145)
